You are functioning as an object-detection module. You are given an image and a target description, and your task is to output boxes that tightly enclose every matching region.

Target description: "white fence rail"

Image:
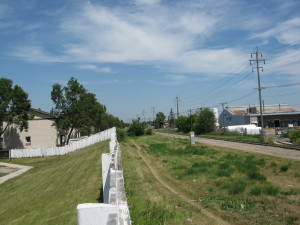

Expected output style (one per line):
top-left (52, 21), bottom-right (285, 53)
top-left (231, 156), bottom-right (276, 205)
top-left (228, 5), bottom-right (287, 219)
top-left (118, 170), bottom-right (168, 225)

top-left (10, 128), bottom-right (115, 158)
top-left (77, 129), bottom-right (131, 225)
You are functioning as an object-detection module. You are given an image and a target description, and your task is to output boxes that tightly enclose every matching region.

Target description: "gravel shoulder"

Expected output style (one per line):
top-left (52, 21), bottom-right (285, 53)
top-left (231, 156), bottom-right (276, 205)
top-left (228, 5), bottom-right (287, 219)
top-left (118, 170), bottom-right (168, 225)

top-left (156, 132), bottom-right (300, 161)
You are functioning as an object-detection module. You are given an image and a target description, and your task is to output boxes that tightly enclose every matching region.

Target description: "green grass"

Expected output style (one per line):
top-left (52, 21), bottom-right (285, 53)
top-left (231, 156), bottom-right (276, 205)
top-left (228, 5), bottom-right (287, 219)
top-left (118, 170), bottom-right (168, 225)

top-left (124, 134), bottom-right (300, 225)
top-left (0, 172), bottom-right (6, 177)
top-left (0, 141), bottom-right (109, 225)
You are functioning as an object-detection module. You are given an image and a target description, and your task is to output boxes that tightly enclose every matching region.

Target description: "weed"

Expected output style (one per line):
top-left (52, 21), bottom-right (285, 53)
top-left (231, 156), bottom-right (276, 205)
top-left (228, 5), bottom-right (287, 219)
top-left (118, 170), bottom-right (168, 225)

top-left (287, 216), bottom-right (298, 225)
top-left (280, 164), bottom-right (290, 172)
top-left (250, 186), bottom-right (262, 196)
top-left (247, 171), bottom-right (267, 181)
top-left (270, 162), bottom-right (277, 167)
top-left (262, 184), bottom-right (279, 196)
top-left (257, 158), bottom-right (266, 166)
top-left (228, 179), bottom-right (247, 195)
top-left (215, 169), bottom-right (231, 177)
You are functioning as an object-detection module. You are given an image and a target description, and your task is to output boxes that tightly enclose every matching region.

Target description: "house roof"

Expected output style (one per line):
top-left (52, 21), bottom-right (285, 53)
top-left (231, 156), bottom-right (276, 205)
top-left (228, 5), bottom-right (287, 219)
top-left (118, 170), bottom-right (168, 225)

top-left (226, 104), bottom-right (299, 115)
top-left (30, 108), bottom-right (58, 119)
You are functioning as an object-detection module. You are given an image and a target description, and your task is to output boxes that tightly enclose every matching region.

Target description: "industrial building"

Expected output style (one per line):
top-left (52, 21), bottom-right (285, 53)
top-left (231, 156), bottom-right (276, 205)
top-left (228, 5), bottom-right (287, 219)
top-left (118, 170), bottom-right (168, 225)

top-left (219, 104), bottom-right (300, 128)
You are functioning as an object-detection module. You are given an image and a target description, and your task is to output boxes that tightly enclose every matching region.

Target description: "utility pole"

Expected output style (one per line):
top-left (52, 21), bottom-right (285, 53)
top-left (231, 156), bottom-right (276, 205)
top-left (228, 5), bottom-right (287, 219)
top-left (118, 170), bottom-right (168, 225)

top-left (151, 107), bottom-right (155, 125)
top-left (250, 47), bottom-right (265, 141)
top-left (220, 102), bottom-right (227, 128)
top-left (189, 109), bottom-right (193, 130)
top-left (142, 110), bottom-right (145, 122)
top-left (175, 96), bottom-right (180, 118)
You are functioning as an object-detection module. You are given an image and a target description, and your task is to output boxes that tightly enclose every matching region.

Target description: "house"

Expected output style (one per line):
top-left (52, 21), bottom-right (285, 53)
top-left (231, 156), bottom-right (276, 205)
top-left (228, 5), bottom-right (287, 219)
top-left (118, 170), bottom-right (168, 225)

top-left (219, 104), bottom-right (300, 128)
top-left (1, 108), bottom-right (80, 150)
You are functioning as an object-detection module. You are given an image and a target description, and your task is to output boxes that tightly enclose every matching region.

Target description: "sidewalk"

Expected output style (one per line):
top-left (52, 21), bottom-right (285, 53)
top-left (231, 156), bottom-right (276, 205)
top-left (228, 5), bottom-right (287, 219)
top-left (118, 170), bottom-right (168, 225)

top-left (0, 162), bottom-right (32, 185)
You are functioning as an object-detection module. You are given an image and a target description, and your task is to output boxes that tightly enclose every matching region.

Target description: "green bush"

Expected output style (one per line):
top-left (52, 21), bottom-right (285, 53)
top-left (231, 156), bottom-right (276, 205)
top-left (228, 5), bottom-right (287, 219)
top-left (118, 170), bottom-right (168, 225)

top-left (145, 128), bottom-right (153, 135)
top-left (288, 130), bottom-right (300, 145)
top-left (116, 128), bottom-right (127, 142)
top-left (280, 164), bottom-right (290, 172)
top-left (127, 118), bottom-right (146, 136)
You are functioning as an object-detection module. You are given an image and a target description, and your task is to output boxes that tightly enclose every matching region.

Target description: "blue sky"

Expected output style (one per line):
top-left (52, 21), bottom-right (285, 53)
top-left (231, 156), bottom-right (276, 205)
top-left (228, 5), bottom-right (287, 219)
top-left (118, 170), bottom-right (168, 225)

top-left (1, 0), bottom-right (300, 122)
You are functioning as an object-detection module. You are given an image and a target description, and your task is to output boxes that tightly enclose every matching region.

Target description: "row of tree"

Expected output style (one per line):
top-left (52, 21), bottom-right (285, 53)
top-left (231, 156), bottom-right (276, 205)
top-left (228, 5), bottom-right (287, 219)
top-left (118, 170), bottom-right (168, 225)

top-left (152, 108), bottom-right (216, 135)
top-left (0, 77), bottom-right (125, 144)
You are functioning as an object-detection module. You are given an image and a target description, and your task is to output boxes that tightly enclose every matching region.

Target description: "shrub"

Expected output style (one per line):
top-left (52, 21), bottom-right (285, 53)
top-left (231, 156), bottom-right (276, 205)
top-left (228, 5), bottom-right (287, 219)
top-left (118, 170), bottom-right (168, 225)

top-left (145, 128), bottom-right (153, 135)
top-left (116, 128), bottom-right (127, 142)
top-left (288, 130), bottom-right (300, 145)
top-left (280, 164), bottom-right (290, 172)
top-left (127, 118), bottom-right (146, 136)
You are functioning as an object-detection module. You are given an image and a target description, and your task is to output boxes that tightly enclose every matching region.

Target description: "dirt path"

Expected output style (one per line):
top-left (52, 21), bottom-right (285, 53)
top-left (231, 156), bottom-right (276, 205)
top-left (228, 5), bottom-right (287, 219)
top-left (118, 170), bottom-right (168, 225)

top-left (0, 162), bottom-right (32, 185)
top-left (157, 132), bottom-right (300, 161)
top-left (131, 140), bottom-right (230, 225)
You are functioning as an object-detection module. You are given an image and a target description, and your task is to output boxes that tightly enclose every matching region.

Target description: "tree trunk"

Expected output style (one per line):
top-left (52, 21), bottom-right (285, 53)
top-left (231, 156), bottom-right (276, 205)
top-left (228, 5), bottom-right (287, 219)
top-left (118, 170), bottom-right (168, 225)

top-left (66, 126), bottom-right (74, 145)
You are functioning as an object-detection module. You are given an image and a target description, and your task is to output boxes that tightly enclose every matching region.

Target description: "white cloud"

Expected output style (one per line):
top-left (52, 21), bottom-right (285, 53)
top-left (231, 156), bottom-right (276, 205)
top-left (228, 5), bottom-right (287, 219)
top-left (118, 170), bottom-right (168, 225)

top-left (9, 1), bottom-right (291, 76)
top-left (251, 17), bottom-right (300, 44)
top-left (76, 64), bottom-right (113, 73)
top-left (134, 0), bottom-right (161, 5)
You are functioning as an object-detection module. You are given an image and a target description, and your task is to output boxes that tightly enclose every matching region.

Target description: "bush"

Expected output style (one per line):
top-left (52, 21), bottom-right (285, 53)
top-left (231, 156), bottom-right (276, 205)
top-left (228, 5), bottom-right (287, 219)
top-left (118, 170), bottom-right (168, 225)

top-left (145, 128), bottom-right (153, 135)
top-left (280, 164), bottom-right (290, 172)
top-left (288, 130), bottom-right (300, 145)
top-left (127, 118), bottom-right (146, 136)
top-left (116, 128), bottom-right (127, 142)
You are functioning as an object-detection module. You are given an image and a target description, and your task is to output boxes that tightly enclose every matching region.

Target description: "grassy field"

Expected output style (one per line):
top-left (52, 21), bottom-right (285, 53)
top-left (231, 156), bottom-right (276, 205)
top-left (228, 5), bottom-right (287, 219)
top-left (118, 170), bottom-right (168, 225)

top-left (0, 141), bottom-right (109, 225)
top-left (121, 134), bottom-right (300, 225)
top-left (157, 129), bottom-right (263, 142)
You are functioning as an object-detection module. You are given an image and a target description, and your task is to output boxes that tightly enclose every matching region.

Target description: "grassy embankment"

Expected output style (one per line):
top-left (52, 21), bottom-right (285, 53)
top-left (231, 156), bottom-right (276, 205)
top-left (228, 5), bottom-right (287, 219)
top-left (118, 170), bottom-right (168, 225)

top-left (121, 134), bottom-right (300, 225)
top-left (0, 141), bottom-right (109, 225)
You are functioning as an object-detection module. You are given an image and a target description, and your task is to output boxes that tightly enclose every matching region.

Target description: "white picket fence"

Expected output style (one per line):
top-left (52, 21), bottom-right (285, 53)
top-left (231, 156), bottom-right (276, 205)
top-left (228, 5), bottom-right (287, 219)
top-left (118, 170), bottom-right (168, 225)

top-left (10, 128), bottom-right (116, 159)
top-left (77, 129), bottom-right (131, 225)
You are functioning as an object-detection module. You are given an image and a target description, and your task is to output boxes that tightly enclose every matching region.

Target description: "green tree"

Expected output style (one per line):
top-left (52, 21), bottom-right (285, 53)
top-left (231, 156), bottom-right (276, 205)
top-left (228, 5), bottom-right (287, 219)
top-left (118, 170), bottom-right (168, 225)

top-left (51, 77), bottom-right (99, 144)
top-left (168, 108), bottom-right (175, 128)
top-left (0, 78), bottom-right (31, 138)
top-left (155, 112), bottom-right (166, 129)
top-left (127, 118), bottom-right (146, 136)
top-left (175, 115), bottom-right (191, 133)
top-left (193, 108), bottom-right (216, 134)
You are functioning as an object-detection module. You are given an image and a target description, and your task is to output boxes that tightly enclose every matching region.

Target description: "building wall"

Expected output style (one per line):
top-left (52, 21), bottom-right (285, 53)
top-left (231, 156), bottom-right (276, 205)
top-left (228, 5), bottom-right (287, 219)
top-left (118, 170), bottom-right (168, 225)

top-left (3, 115), bottom-right (58, 150)
top-left (219, 109), bottom-right (248, 127)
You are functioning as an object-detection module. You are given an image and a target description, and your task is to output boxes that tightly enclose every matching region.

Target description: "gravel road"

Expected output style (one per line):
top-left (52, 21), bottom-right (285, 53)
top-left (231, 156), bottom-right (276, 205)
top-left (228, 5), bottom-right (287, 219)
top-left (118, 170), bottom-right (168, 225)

top-left (157, 132), bottom-right (300, 161)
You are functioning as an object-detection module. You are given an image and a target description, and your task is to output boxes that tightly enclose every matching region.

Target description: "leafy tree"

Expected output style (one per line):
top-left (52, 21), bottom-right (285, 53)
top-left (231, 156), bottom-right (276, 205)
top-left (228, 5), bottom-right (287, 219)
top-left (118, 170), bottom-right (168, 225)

top-left (51, 77), bottom-right (99, 144)
top-left (168, 108), bottom-right (175, 128)
top-left (175, 115), bottom-right (191, 133)
top-left (155, 112), bottom-right (166, 129)
top-left (0, 78), bottom-right (31, 138)
top-left (193, 108), bottom-right (216, 134)
top-left (127, 118), bottom-right (146, 136)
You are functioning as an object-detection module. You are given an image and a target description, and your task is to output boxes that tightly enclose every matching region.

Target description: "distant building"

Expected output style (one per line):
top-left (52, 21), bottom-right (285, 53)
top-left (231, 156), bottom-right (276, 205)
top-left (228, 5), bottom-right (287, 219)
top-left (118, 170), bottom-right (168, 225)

top-left (1, 108), bottom-right (80, 150)
top-left (219, 104), bottom-right (300, 128)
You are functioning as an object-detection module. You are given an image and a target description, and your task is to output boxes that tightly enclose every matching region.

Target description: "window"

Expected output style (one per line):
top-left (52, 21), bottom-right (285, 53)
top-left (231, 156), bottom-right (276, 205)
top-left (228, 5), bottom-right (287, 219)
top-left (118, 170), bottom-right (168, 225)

top-left (25, 136), bottom-right (31, 145)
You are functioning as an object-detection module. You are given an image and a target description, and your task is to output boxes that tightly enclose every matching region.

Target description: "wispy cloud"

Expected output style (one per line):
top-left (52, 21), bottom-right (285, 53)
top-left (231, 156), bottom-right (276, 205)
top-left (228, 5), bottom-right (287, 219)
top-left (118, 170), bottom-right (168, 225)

top-left (251, 17), bottom-right (300, 44)
top-left (76, 64), bottom-right (113, 73)
top-left (7, 0), bottom-right (300, 77)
